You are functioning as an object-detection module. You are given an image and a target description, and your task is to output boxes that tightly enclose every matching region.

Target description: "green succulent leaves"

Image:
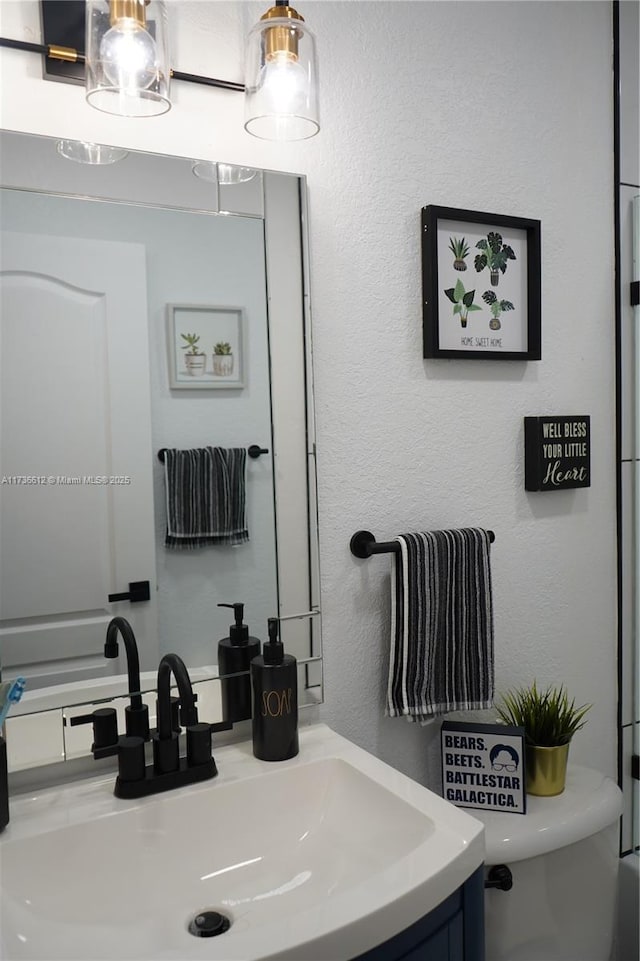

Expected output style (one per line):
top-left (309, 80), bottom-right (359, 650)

top-left (213, 341), bottom-right (232, 355)
top-left (180, 332), bottom-right (202, 354)
top-left (496, 682), bottom-right (591, 747)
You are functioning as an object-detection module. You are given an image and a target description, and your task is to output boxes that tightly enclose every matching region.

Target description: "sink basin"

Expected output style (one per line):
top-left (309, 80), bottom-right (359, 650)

top-left (0, 724), bottom-right (484, 960)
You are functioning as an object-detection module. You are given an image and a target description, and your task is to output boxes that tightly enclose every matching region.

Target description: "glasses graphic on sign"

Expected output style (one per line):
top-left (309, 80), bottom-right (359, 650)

top-left (490, 744), bottom-right (520, 773)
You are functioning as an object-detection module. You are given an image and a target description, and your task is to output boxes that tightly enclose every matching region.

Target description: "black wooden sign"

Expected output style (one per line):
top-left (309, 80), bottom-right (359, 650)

top-left (524, 415), bottom-right (590, 491)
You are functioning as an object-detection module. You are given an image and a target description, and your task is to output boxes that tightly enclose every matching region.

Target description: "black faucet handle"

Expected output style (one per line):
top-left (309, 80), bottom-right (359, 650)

top-left (186, 723), bottom-right (213, 768)
top-left (125, 703), bottom-right (150, 741)
top-left (117, 736), bottom-right (146, 784)
top-left (69, 708), bottom-right (119, 751)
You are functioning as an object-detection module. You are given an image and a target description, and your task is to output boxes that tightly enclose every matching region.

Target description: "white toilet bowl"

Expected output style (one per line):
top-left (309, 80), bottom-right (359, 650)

top-left (472, 766), bottom-right (623, 961)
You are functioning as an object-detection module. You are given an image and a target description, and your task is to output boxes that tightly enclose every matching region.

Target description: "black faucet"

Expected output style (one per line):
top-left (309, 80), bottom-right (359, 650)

top-left (103, 617), bottom-right (150, 741)
top-left (112, 653), bottom-right (219, 800)
top-left (69, 616), bottom-right (150, 752)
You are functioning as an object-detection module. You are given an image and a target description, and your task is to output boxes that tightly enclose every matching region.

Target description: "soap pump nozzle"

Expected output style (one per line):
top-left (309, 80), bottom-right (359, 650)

top-left (218, 602), bottom-right (249, 645)
top-left (264, 617), bottom-right (284, 665)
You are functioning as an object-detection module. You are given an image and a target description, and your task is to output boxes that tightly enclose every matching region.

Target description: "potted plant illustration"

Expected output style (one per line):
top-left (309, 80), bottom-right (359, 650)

top-left (180, 333), bottom-right (206, 376)
top-left (482, 291), bottom-right (515, 331)
top-left (212, 341), bottom-right (234, 377)
top-left (496, 681), bottom-right (591, 796)
top-left (448, 236), bottom-right (470, 271)
top-left (444, 279), bottom-right (482, 328)
top-left (474, 232), bottom-right (516, 286)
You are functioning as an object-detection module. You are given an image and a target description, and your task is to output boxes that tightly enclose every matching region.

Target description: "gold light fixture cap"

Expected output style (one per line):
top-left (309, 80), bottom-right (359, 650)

top-left (109, 0), bottom-right (147, 27)
top-left (260, 5), bottom-right (304, 23)
top-left (260, 5), bottom-right (304, 61)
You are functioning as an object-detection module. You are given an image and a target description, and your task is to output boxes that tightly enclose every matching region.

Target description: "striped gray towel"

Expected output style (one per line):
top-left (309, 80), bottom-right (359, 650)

top-left (163, 447), bottom-right (249, 549)
top-left (387, 529), bottom-right (494, 722)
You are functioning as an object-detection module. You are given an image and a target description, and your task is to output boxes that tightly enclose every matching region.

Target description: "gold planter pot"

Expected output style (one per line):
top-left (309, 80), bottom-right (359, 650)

top-left (525, 743), bottom-right (570, 796)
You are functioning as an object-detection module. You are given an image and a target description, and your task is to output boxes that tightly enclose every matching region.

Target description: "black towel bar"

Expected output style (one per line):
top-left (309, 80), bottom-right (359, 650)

top-left (350, 528), bottom-right (495, 559)
top-left (158, 445), bottom-right (269, 463)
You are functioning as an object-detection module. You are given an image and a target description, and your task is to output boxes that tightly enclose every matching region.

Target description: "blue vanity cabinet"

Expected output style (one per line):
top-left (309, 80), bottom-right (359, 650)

top-left (351, 866), bottom-right (484, 961)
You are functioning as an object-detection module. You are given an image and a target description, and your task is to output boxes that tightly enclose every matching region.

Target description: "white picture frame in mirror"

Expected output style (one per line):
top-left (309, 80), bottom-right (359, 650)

top-left (167, 303), bottom-right (245, 389)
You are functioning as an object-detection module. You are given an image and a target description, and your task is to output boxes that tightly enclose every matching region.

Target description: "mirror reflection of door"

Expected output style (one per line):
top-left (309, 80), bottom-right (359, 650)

top-left (0, 231), bottom-right (159, 686)
top-left (0, 183), bottom-right (279, 682)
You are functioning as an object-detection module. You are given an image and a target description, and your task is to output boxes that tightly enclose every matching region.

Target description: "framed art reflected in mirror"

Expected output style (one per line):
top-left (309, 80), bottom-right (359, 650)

top-left (167, 304), bottom-right (245, 389)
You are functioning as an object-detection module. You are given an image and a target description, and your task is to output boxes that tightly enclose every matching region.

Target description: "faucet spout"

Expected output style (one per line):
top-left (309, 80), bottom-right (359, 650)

top-left (154, 653), bottom-right (204, 777)
top-left (104, 617), bottom-right (149, 740)
top-left (156, 653), bottom-right (198, 739)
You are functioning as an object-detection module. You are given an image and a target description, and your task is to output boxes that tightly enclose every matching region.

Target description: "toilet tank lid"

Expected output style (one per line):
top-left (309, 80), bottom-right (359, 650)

top-left (470, 765), bottom-right (623, 864)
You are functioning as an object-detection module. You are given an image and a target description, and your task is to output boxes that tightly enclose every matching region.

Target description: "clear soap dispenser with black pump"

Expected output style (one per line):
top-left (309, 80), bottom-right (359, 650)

top-left (217, 602), bottom-right (261, 723)
top-left (250, 617), bottom-right (298, 761)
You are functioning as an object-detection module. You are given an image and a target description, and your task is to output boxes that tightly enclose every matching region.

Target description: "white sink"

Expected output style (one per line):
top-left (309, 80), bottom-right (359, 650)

top-left (0, 724), bottom-right (484, 960)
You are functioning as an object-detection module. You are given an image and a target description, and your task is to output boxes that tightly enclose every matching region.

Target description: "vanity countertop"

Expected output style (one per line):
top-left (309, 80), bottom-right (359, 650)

top-left (1, 723), bottom-right (484, 961)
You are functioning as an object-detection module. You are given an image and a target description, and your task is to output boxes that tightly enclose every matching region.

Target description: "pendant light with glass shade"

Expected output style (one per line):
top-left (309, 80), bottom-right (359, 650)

top-left (0, 0), bottom-right (319, 140)
top-left (244, 0), bottom-right (319, 141)
top-left (85, 0), bottom-right (170, 116)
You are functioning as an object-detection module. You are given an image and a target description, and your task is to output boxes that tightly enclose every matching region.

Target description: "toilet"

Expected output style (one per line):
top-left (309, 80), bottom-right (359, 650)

top-left (472, 765), bottom-right (623, 961)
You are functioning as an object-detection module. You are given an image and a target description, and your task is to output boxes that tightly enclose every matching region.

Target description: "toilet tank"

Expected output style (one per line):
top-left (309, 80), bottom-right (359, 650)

top-left (471, 766), bottom-right (623, 961)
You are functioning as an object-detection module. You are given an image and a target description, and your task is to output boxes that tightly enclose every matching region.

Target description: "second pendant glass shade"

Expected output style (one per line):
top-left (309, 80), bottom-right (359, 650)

top-left (244, 5), bottom-right (319, 141)
top-left (85, 0), bottom-right (171, 117)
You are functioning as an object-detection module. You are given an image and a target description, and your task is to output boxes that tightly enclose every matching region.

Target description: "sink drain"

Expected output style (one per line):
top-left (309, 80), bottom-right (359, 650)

top-left (188, 910), bottom-right (231, 938)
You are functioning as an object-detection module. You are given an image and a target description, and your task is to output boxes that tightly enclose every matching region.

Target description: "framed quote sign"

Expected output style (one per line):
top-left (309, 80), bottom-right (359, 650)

top-left (441, 720), bottom-right (527, 815)
top-left (422, 205), bottom-right (541, 360)
top-left (524, 415), bottom-right (590, 491)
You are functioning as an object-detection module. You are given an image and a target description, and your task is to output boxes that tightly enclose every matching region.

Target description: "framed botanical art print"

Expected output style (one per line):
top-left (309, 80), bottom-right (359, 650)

top-left (167, 304), bottom-right (245, 389)
top-left (422, 206), bottom-right (541, 360)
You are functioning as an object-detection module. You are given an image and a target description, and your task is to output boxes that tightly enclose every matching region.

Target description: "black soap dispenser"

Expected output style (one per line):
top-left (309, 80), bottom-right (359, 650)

top-left (217, 602), bottom-right (261, 723)
top-left (250, 618), bottom-right (298, 761)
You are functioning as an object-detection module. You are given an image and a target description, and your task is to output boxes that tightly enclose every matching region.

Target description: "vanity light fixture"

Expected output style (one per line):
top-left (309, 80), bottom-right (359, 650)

top-left (0, 0), bottom-right (319, 140)
top-left (244, 0), bottom-right (320, 141)
top-left (56, 139), bottom-right (128, 164)
top-left (85, 0), bottom-right (170, 117)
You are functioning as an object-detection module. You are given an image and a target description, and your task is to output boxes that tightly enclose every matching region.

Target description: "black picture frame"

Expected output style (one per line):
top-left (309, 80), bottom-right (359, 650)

top-left (422, 205), bottom-right (541, 360)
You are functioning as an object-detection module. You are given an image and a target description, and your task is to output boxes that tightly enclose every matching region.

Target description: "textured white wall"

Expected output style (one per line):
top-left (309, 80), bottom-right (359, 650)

top-left (0, 1), bottom-right (617, 785)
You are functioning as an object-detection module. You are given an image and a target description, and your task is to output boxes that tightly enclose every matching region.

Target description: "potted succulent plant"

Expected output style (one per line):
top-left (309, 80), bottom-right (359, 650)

top-left (180, 332), bottom-right (206, 376)
top-left (444, 279), bottom-right (482, 328)
top-left (474, 232), bottom-right (516, 286)
top-left (448, 236), bottom-right (470, 271)
top-left (482, 291), bottom-right (514, 330)
top-left (212, 341), bottom-right (234, 377)
top-left (496, 682), bottom-right (591, 796)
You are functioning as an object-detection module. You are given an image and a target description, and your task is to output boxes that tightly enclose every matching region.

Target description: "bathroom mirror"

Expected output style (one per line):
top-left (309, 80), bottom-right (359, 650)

top-left (0, 129), bottom-right (322, 733)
